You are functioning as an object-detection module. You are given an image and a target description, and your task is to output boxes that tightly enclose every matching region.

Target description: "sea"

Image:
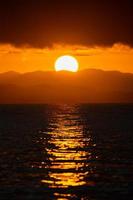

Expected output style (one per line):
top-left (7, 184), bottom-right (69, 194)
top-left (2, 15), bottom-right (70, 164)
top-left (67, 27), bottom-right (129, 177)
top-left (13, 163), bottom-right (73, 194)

top-left (0, 104), bottom-right (133, 200)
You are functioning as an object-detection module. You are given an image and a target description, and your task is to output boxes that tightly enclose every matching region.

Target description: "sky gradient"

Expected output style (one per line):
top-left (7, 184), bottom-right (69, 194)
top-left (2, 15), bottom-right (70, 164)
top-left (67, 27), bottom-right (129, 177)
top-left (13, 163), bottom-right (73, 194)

top-left (0, 0), bottom-right (133, 73)
top-left (0, 43), bottom-right (133, 73)
top-left (0, 0), bottom-right (133, 47)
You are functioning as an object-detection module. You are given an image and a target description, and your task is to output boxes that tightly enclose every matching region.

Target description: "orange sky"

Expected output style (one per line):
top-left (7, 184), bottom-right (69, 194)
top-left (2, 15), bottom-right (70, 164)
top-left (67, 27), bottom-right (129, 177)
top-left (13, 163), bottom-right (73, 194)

top-left (0, 43), bottom-right (133, 73)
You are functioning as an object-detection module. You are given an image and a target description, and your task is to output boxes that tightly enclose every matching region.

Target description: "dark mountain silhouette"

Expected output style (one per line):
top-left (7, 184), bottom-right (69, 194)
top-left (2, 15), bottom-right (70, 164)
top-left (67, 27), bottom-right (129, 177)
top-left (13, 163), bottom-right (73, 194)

top-left (0, 69), bottom-right (133, 103)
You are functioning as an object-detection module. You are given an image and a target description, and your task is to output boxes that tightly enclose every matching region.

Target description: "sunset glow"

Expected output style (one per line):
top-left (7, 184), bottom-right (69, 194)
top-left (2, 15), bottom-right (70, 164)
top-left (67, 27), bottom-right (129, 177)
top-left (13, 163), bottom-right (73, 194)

top-left (0, 1), bottom-right (133, 200)
top-left (0, 43), bottom-right (133, 73)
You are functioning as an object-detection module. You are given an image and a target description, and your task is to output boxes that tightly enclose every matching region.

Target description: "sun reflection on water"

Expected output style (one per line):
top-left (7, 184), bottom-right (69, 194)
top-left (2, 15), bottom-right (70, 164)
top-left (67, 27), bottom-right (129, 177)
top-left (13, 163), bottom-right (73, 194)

top-left (36, 105), bottom-right (96, 199)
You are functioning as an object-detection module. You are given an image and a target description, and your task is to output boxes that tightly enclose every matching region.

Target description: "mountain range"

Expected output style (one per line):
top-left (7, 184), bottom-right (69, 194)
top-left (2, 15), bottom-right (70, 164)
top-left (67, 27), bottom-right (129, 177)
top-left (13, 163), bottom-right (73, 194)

top-left (0, 69), bottom-right (133, 103)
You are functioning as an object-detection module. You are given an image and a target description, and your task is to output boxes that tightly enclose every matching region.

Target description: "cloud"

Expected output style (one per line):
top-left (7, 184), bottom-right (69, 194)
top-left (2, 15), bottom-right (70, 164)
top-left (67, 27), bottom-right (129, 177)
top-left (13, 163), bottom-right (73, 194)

top-left (0, 43), bottom-right (133, 56)
top-left (0, 0), bottom-right (133, 47)
top-left (72, 53), bottom-right (93, 57)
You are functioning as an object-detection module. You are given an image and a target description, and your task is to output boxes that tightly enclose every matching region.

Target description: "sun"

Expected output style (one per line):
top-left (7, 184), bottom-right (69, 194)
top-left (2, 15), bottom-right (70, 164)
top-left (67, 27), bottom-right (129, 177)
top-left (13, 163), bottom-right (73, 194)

top-left (55, 55), bottom-right (79, 72)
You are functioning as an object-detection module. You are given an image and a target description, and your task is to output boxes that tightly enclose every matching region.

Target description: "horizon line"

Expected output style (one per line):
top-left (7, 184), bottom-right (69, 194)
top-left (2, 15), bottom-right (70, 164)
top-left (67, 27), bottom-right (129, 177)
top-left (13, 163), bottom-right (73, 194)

top-left (0, 68), bottom-right (133, 75)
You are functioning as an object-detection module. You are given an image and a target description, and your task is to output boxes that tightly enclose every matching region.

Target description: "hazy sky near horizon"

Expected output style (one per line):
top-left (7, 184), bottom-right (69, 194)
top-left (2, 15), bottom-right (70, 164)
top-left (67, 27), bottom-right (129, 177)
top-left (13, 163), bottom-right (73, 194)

top-left (0, 0), bottom-right (133, 73)
top-left (0, 43), bottom-right (133, 73)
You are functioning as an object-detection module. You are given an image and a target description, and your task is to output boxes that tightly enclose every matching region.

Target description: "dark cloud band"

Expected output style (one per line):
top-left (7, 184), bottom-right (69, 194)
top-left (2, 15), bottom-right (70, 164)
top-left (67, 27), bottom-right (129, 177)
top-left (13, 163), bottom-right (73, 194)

top-left (0, 0), bottom-right (133, 47)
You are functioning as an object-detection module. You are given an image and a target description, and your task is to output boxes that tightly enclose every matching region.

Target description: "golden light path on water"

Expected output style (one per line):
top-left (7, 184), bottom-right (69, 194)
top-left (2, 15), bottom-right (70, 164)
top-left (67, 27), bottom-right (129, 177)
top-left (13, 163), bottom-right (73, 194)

top-left (36, 105), bottom-right (96, 199)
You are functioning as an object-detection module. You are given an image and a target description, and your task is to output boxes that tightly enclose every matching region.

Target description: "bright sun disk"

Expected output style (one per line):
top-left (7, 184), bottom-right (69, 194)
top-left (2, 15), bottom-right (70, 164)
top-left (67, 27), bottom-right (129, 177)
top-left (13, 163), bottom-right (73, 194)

top-left (55, 55), bottom-right (79, 72)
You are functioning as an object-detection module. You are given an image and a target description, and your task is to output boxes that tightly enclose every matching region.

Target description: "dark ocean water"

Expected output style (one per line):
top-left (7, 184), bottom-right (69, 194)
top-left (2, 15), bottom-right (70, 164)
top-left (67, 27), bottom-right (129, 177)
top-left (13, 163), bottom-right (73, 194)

top-left (0, 104), bottom-right (133, 200)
